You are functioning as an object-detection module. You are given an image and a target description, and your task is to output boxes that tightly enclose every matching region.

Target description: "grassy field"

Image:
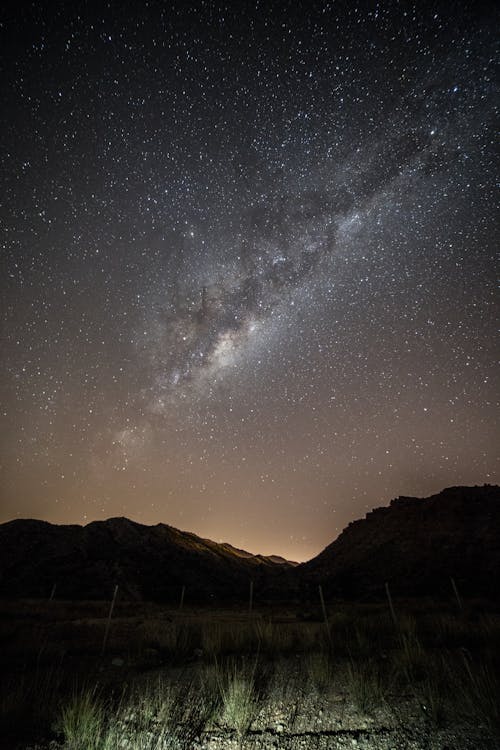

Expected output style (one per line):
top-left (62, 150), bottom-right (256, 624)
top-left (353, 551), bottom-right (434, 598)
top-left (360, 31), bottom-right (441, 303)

top-left (1, 597), bottom-right (499, 749)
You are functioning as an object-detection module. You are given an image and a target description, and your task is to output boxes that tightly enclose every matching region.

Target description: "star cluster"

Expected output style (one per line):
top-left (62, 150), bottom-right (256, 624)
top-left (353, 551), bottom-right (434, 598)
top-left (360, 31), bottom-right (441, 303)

top-left (1, 1), bottom-right (498, 559)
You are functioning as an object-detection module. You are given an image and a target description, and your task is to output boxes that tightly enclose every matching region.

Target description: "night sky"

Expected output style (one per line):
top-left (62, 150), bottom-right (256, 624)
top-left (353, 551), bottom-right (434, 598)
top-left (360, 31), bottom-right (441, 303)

top-left (1, 1), bottom-right (498, 561)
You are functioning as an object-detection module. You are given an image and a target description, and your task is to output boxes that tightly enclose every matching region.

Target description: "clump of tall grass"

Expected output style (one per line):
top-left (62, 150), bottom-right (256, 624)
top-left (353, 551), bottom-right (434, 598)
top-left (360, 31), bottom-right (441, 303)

top-left (57, 677), bottom-right (214, 750)
top-left (394, 630), bottom-right (427, 683)
top-left (201, 621), bottom-right (226, 657)
top-left (253, 619), bottom-right (278, 653)
top-left (265, 659), bottom-right (301, 731)
top-left (420, 613), bottom-right (476, 651)
top-left (339, 611), bottom-right (395, 661)
top-left (127, 678), bottom-right (177, 729)
top-left (137, 619), bottom-right (178, 652)
top-left (200, 618), bottom-right (323, 661)
top-left (215, 658), bottom-right (259, 741)
top-left (0, 665), bottom-right (63, 736)
top-left (254, 619), bottom-right (305, 655)
top-left (305, 652), bottom-right (334, 692)
top-left (200, 620), bottom-right (258, 657)
top-left (456, 656), bottom-right (500, 734)
top-left (414, 654), bottom-right (449, 727)
top-left (137, 619), bottom-right (201, 663)
top-left (58, 686), bottom-right (104, 750)
top-left (345, 659), bottom-right (386, 713)
top-left (347, 625), bottom-right (372, 660)
top-left (390, 615), bottom-right (449, 725)
top-left (102, 680), bottom-right (179, 750)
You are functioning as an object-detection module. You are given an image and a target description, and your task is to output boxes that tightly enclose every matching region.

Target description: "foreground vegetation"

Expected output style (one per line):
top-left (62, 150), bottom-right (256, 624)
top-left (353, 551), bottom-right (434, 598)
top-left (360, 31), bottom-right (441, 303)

top-left (0, 598), bottom-right (499, 748)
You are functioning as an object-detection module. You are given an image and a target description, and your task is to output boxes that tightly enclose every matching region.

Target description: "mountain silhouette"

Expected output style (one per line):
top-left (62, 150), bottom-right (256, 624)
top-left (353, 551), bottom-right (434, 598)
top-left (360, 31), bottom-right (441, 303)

top-left (0, 516), bottom-right (296, 602)
top-left (0, 485), bottom-right (498, 602)
top-left (297, 484), bottom-right (500, 600)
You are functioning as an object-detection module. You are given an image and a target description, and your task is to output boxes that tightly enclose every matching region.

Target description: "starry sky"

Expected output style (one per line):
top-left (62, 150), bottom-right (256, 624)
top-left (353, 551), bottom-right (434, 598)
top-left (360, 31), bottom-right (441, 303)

top-left (1, 1), bottom-right (498, 561)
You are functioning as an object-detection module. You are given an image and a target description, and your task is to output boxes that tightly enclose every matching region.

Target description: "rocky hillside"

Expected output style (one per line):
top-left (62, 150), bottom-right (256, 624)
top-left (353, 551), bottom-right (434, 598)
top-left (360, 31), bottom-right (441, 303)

top-left (297, 484), bottom-right (500, 599)
top-left (0, 516), bottom-right (296, 602)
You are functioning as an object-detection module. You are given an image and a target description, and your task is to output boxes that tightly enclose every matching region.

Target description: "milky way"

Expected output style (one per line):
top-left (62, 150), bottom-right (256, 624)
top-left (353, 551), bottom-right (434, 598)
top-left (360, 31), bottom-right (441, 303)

top-left (1, 2), bottom-right (498, 560)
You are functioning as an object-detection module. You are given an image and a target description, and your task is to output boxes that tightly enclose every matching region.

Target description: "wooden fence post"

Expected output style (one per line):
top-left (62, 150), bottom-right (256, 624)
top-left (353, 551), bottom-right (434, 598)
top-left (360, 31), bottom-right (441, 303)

top-left (318, 584), bottom-right (332, 645)
top-left (451, 577), bottom-right (463, 612)
top-left (101, 584), bottom-right (118, 655)
top-left (385, 582), bottom-right (397, 626)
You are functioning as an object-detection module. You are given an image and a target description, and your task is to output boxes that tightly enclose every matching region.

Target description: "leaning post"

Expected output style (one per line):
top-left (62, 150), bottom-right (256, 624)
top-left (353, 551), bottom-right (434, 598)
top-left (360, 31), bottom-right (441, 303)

top-left (101, 584), bottom-right (118, 655)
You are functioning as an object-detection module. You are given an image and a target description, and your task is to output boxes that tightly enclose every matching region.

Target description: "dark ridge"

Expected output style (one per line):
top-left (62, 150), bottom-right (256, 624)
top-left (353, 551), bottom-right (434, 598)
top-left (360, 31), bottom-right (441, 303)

top-left (0, 515), bottom-right (296, 602)
top-left (296, 484), bottom-right (500, 600)
top-left (1, 485), bottom-right (498, 602)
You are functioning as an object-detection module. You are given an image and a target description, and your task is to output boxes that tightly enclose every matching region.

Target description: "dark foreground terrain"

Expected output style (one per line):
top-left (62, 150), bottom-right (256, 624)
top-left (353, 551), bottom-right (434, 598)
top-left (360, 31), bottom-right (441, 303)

top-left (1, 486), bottom-right (498, 747)
top-left (1, 596), bottom-right (499, 749)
